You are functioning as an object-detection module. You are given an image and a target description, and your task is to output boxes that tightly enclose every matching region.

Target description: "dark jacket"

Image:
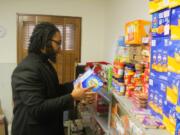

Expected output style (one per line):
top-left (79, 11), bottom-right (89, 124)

top-left (11, 53), bottom-right (74, 135)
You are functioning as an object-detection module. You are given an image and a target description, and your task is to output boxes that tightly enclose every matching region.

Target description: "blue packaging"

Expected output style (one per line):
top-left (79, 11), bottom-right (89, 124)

top-left (171, 7), bottom-right (180, 26)
top-left (175, 113), bottom-right (180, 135)
top-left (150, 37), bottom-right (169, 81)
top-left (117, 36), bottom-right (125, 46)
top-left (152, 9), bottom-right (170, 37)
top-left (74, 69), bottom-right (103, 92)
top-left (163, 100), bottom-right (175, 118)
top-left (168, 40), bottom-right (180, 74)
top-left (171, 7), bottom-right (180, 40)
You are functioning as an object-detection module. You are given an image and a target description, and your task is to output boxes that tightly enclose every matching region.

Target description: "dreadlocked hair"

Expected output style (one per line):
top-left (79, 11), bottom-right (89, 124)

top-left (28, 22), bottom-right (60, 54)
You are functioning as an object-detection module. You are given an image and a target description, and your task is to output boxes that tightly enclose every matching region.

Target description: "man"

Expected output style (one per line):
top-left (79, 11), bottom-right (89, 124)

top-left (11, 22), bottom-right (94, 135)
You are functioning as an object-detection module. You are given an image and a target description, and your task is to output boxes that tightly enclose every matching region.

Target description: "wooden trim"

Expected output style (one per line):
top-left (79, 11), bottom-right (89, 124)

top-left (16, 13), bottom-right (82, 20)
top-left (79, 17), bottom-right (82, 62)
top-left (16, 14), bottom-right (19, 64)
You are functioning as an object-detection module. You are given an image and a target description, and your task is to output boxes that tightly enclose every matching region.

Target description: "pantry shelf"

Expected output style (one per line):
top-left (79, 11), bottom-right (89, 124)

top-left (98, 88), bottom-right (111, 103)
top-left (112, 92), bottom-right (171, 135)
top-left (94, 114), bottom-right (109, 134)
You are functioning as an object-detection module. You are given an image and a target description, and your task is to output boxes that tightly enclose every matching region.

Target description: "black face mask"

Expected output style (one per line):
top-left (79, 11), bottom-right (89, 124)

top-left (45, 45), bottom-right (57, 63)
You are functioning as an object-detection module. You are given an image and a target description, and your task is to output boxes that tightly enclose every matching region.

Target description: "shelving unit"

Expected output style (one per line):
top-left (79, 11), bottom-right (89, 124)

top-left (94, 114), bottom-right (109, 134)
top-left (97, 88), bottom-right (111, 103)
top-left (80, 88), bottom-right (172, 135)
top-left (112, 92), bottom-right (171, 135)
top-left (84, 88), bottom-right (112, 135)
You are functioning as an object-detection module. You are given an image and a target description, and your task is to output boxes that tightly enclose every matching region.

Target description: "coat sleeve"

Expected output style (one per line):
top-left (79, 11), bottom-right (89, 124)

top-left (12, 65), bottom-right (74, 122)
top-left (58, 82), bottom-right (74, 96)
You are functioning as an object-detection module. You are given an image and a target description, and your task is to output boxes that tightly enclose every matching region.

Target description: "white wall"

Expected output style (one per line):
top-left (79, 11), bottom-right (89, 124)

top-left (0, 63), bottom-right (16, 124)
top-left (0, 0), bottom-right (106, 122)
top-left (0, 0), bottom-right (151, 124)
top-left (0, 0), bottom-right (106, 63)
top-left (103, 0), bottom-right (151, 62)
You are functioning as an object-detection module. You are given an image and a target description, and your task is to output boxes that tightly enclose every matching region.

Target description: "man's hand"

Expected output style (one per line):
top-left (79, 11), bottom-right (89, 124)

top-left (83, 91), bottom-right (96, 104)
top-left (71, 83), bottom-right (94, 101)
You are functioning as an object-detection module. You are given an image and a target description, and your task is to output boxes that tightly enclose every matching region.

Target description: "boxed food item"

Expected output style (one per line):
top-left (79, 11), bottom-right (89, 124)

top-left (166, 78), bottom-right (178, 106)
top-left (169, 0), bottom-right (180, 8)
top-left (167, 73), bottom-right (180, 110)
top-left (74, 69), bottom-right (103, 92)
top-left (149, 0), bottom-right (169, 14)
top-left (168, 40), bottom-right (180, 75)
top-left (125, 20), bottom-right (151, 45)
top-left (151, 37), bottom-right (169, 81)
top-left (140, 115), bottom-right (165, 129)
top-left (152, 9), bottom-right (170, 37)
top-left (171, 7), bottom-right (180, 40)
top-left (163, 100), bottom-right (178, 135)
top-left (148, 77), bottom-right (167, 117)
top-left (175, 113), bottom-right (180, 135)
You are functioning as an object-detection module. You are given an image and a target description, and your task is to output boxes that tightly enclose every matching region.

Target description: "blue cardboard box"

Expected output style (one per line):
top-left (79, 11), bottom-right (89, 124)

top-left (74, 69), bottom-right (103, 92)
top-left (152, 9), bottom-right (170, 37)
top-left (150, 37), bottom-right (169, 81)
top-left (171, 7), bottom-right (180, 40)
top-left (168, 40), bottom-right (180, 74)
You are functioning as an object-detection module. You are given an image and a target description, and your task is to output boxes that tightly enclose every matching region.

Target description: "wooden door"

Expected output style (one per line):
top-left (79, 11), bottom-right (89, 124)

top-left (61, 17), bottom-right (81, 83)
top-left (17, 14), bottom-right (81, 83)
top-left (17, 15), bottom-right (36, 61)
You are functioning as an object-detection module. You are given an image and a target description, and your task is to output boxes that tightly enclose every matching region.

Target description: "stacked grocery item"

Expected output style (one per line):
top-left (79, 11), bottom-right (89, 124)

top-left (112, 20), bottom-right (151, 109)
top-left (111, 102), bottom-right (145, 135)
top-left (148, 1), bottom-right (180, 134)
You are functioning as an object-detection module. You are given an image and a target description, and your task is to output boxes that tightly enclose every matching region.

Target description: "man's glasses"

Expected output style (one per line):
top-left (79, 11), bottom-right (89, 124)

top-left (51, 39), bottom-right (61, 46)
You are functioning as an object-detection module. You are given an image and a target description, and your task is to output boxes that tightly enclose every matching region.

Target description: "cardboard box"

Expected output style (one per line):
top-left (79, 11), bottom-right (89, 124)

top-left (125, 20), bottom-right (151, 45)
top-left (168, 40), bottom-right (180, 74)
top-left (152, 9), bottom-right (170, 37)
top-left (169, 0), bottom-right (180, 8)
top-left (150, 37), bottom-right (169, 80)
top-left (171, 7), bottom-right (180, 40)
top-left (149, 0), bottom-right (169, 14)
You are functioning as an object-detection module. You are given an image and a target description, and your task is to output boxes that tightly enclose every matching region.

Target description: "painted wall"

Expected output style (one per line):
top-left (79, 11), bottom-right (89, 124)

top-left (0, 0), bottom-right (106, 63)
top-left (0, 0), bottom-right (151, 124)
top-left (0, 0), bottom-right (106, 122)
top-left (103, 0), bottom-right (151, 62)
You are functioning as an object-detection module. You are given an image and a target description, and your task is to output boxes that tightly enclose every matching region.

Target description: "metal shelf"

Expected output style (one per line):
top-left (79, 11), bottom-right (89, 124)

top-left (97, 87), bottom-right (111, 103)
top-left (112, 92), bottom-right (171, 135)
top-left (94, 114), bottom-right (109, 134)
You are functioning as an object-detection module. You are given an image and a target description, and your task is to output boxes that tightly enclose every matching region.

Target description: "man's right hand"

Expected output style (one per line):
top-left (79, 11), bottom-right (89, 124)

top-left (71, 83), bottom-right (93, 101)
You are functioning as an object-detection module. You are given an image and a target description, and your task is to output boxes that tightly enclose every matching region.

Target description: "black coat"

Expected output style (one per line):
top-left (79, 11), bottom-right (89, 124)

top-left (11, 53), bottom-right (74, 135)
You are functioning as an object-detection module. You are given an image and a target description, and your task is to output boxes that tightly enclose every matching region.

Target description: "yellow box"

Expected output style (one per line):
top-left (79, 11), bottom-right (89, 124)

top-left (169, 0), bottom-right (180, 8)
top-left (149, 0), bottom-right (169, 14)
top-left (163, 115), bottom-right (175, 135)
top-left (125, 20), bottom-right (151, 45)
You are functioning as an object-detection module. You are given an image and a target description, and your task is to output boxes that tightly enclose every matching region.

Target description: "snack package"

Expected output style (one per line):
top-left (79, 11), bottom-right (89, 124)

top-left (168, 40), bottom-right (180, 74)
top-left (125, 20), bottom-right (151, 45)
top-left (150, 37), bottom-right (169, 81)
top-left (142, 116), bottom-right (165, 129)
top-left (171, 7), bottom-right (180, 40)
top-left (169, 0), bottom-right (180, 8)
top-left (152, 9), bottom-right (170, 37)
top-left (74, 69), bottom-right (103, 92)
top-left (149, 0), bottom-right (169, 14)
top-left (163, 100), bottom-right (177, 135)
top-left (175, 113), bottom-right (180, 135)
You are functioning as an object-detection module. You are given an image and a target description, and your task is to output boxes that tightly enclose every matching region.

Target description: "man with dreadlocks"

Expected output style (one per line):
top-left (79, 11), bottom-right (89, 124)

top-left (11, 22), bottom-right (95, 135)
